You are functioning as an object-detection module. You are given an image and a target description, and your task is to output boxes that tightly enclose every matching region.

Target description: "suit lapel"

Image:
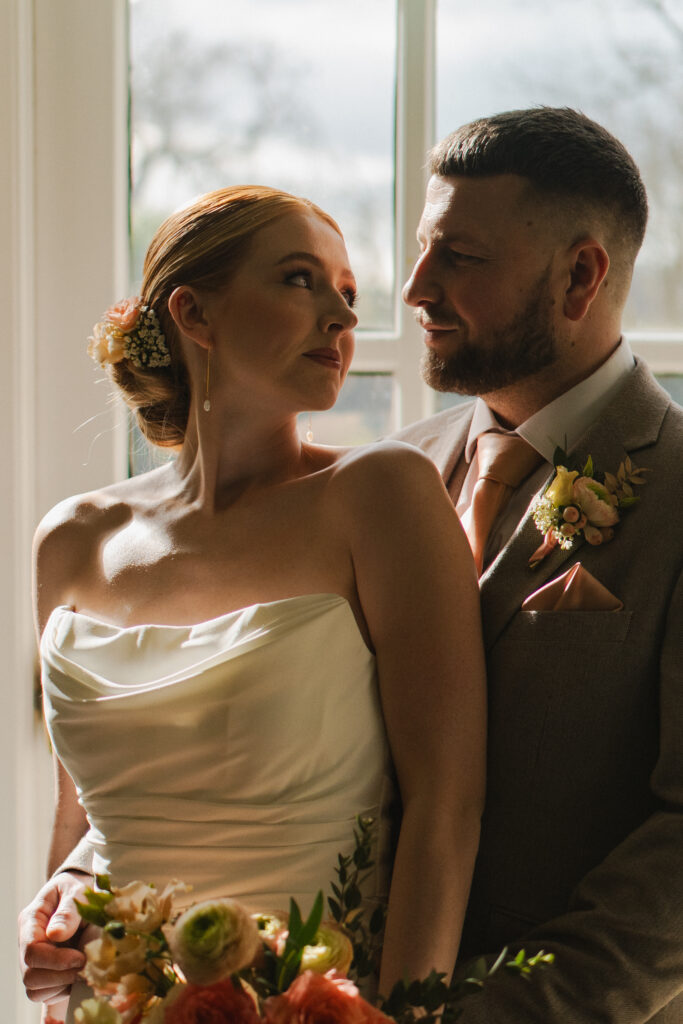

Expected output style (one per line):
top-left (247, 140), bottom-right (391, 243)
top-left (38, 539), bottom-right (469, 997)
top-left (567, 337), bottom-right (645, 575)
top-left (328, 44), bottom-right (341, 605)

top-left (479, 361), bottom-right (669, 651)
top-left (427, 409), bottom-right (472, 484)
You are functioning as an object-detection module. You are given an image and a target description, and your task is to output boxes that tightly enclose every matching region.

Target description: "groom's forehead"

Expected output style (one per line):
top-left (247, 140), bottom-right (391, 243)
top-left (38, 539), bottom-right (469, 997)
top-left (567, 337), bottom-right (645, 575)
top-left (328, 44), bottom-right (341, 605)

top-left (419, 173), bottom-right (541, 245)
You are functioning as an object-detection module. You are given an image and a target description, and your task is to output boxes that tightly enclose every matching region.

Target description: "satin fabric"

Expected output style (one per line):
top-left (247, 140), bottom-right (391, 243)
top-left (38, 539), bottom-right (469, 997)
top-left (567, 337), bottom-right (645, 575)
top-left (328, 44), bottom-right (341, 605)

top-left (41, 594), bottom-right (395, 917)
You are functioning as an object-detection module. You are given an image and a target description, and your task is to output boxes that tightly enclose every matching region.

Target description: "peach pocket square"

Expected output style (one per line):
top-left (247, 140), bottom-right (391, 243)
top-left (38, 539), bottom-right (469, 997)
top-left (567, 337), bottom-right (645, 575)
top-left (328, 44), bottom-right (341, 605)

top-left (522, 562), bottom-right (624, 612)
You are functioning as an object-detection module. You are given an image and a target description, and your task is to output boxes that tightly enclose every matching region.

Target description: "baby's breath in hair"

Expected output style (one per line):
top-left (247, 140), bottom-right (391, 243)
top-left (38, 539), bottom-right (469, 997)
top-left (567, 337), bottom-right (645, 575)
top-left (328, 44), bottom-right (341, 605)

top-left (123, 305), bottom-right (171, 368)
top-left (87, 299), bottom-right (171, 370)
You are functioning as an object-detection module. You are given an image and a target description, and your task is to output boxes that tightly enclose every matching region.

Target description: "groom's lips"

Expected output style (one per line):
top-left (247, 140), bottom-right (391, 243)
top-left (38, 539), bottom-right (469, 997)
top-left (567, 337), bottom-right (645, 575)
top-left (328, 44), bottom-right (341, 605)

top-left (418, 322), bottom-right (460, 348)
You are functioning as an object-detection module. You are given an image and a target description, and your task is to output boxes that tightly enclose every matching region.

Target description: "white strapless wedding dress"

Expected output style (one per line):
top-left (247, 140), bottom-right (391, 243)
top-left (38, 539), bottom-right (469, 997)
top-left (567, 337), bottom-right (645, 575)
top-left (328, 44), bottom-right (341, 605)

top-left (41, 594), bottom-right (395, 1021)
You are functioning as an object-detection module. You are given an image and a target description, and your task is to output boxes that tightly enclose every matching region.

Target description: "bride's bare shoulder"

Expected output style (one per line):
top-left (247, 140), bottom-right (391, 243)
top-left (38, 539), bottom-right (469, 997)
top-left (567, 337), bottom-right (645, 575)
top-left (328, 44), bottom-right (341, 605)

top-left (332, 438), bottom-right (440, 476)
top-left (32, 467), bottom-right (172, 629)
top-left (33, 467), bottom-right (169, 569)
top-left (328, 439), bottom-right (446, 504)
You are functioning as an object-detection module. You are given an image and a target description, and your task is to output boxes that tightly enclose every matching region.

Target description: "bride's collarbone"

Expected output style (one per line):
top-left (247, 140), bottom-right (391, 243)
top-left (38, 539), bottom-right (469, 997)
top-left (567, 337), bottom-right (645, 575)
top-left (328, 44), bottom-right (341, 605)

top-left (82, 502), bottom-right (351, 623)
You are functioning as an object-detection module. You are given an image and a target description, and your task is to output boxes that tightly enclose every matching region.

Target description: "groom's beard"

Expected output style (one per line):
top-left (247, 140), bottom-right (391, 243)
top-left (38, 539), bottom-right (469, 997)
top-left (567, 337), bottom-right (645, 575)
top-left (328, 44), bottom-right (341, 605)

top-left (419, 269), bottom-right (558, 396)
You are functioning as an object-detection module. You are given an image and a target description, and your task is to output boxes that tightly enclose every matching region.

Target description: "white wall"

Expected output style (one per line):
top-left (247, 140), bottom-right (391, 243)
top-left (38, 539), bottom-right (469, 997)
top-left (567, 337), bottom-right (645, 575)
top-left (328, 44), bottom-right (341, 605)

top-left (1, 1), bottom-right (127, 1019)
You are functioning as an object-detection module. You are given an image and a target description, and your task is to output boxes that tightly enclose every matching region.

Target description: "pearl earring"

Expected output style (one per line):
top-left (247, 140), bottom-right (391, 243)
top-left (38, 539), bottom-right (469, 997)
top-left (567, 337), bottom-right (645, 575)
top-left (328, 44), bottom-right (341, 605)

top-left (203, 349), bottom-right (211, 412)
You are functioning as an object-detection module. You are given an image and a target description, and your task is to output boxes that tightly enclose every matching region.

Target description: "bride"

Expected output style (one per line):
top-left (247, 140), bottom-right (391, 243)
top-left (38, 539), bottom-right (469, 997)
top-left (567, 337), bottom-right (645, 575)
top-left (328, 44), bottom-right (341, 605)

top-left (20, 185), bottom-right (486, 1021)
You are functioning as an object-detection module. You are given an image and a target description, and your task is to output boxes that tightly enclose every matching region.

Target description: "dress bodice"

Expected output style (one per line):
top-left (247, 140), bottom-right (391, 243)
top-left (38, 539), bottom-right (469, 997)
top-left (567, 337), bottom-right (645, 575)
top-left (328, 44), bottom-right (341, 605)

top-left (41, 594), bottom-right (395, 915)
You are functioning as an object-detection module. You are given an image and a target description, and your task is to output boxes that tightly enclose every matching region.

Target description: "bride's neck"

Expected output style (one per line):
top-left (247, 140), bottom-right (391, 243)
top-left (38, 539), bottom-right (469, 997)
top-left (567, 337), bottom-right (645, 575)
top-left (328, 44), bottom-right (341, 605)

top-left (172, 403), bottom-right (308, 510)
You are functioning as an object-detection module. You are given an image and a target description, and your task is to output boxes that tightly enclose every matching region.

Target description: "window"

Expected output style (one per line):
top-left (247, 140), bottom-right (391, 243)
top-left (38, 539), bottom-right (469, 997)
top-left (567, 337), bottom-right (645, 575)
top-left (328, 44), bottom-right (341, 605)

top-left (128, 0), bottom-right (683, 471)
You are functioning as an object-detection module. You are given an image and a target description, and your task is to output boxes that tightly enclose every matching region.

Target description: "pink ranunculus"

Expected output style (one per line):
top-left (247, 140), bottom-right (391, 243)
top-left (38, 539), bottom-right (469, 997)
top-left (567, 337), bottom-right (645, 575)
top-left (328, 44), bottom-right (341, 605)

top-left (161, 979), bottom-right (261, 1024)
top-left (562, 505), bottom-right (581, 524)
top-left (583, 524), bottom-right (605, 545)
top-left (106, 298), bottom-right (142, 332)
top-left (263, 970), bottom-right (391, 1024)
top-left (572, 477), bottom-right (619, 527)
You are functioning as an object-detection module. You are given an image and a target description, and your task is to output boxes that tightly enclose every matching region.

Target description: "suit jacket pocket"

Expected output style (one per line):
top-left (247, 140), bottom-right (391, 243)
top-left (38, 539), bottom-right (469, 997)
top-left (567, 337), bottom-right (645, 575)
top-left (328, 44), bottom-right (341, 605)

top-left (510, 608), bottom-right (633, 644)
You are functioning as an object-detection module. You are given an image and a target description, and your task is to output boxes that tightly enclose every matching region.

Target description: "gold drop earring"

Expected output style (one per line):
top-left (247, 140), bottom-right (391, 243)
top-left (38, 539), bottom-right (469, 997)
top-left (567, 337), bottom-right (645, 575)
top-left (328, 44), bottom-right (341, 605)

top-left (306, 413), bottom-right (314, 443)
top-left (203, 348), bottom-right (211, 412)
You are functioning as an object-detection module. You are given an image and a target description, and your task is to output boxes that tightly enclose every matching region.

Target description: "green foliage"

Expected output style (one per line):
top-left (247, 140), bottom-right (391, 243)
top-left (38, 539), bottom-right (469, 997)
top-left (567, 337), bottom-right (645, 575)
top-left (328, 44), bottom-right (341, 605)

top-left (327, 815), bottom-right (386, 980)
top-left (275, 892), bottom-right (324, 992)
top-left (380, 948), bottom-right (555, 1023)
top-left (74, 885), bottom-right (115, 928)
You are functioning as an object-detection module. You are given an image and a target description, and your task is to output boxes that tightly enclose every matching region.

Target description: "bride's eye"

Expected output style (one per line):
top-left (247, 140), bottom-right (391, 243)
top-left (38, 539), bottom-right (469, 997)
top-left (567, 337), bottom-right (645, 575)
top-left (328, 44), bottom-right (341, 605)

top-left (286, 270), bottom-right (312, 289)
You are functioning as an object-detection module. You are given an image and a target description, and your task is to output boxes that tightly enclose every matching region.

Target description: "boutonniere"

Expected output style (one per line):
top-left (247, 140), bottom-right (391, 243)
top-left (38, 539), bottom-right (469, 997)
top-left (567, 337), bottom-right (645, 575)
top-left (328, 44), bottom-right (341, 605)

top-left (529, 447), bottom-right (649, 569)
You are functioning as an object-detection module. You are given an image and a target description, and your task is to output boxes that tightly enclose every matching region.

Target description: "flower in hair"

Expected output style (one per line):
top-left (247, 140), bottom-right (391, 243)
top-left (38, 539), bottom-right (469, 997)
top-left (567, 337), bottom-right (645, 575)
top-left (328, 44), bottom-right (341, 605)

top-left (88, 298), bottom-right (171, 369)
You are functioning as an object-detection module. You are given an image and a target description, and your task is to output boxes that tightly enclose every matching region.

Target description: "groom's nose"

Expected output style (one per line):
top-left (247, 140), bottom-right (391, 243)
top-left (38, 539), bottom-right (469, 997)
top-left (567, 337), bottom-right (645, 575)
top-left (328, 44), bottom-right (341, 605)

top-left (402, 248), bottom-right (442, 308)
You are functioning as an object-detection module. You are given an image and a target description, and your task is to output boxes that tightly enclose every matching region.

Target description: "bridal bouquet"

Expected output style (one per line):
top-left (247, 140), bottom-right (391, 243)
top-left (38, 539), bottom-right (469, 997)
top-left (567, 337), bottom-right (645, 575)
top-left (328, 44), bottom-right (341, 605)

top-left (67, 819), bottom-right (553, 1024)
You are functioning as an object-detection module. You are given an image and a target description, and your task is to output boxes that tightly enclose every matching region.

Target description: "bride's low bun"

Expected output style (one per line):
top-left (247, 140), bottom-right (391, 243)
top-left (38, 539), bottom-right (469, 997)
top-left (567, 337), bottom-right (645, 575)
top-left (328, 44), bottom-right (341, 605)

top-left (108, 354), bottom-right (190, 449)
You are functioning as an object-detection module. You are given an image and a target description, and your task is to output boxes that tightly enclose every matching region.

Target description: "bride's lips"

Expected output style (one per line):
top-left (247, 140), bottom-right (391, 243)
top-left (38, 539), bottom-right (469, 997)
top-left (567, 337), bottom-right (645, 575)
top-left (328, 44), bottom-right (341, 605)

top-left (303, 347), bottom-right (342, 369)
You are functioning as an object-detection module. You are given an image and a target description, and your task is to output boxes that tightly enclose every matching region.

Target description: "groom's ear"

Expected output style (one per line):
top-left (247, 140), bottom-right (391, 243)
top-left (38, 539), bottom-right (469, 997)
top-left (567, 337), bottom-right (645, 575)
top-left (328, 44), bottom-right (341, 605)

top-left (562, 238), bottom-right (610, 321)
top-left (167, 286), bottom-right (212, 350)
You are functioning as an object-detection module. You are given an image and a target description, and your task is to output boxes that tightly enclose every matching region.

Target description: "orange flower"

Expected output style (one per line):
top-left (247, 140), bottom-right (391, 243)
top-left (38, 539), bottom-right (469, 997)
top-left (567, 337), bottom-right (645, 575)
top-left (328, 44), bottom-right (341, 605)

top-left (106, 298), bottom-right (142, 332)
top-left (162, 979), bottom-right (261, 1024)
top-left (263, 970), bottom-right (391, 1024)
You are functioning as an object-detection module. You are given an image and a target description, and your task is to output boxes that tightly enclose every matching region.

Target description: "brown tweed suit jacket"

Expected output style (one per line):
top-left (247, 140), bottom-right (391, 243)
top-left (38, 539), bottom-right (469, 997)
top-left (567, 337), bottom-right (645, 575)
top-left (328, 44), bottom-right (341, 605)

top-left (394, 360), bottom-right (683, 1022)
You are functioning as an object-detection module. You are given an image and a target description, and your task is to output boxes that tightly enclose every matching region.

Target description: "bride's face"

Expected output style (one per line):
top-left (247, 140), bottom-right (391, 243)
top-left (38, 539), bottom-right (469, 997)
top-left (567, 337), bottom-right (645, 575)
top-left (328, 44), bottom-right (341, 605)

top-left (204, 209), bottom-right (358, 414)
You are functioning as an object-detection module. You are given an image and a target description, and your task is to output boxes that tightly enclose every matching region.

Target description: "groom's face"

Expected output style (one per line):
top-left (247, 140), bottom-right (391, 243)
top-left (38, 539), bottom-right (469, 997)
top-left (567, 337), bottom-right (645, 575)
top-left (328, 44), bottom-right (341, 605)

top-left (403, 174), bottom-right (563, 396)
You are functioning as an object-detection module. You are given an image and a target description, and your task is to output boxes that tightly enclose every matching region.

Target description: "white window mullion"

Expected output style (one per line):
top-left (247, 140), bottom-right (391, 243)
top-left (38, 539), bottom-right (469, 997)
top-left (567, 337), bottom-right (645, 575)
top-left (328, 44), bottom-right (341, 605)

top-left (394, 0), bottom-right (436, 429)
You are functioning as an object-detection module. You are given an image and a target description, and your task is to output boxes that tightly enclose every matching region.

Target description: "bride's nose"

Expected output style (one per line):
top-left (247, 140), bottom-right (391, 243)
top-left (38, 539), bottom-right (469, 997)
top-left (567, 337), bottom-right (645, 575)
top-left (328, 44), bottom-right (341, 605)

top-left (319, 291), bottom-right (358, 333)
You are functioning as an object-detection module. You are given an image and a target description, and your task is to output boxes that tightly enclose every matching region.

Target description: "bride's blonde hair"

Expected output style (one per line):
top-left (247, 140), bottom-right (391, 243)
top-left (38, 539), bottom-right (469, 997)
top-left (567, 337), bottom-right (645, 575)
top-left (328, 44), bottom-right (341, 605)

top-left (109, 185), bottom-right (342, 448)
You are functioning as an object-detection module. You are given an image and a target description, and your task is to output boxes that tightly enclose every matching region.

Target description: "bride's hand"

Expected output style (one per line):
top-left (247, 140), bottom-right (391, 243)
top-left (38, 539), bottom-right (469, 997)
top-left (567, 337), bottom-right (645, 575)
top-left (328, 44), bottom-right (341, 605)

top-left (18, 870), bottom-right (89, 1004)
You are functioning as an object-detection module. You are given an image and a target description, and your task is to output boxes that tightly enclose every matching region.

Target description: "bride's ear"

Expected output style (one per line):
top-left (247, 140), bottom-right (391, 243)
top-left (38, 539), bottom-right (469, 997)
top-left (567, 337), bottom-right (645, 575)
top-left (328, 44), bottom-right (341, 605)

top-left (167, 286), bottom-right (212, 350)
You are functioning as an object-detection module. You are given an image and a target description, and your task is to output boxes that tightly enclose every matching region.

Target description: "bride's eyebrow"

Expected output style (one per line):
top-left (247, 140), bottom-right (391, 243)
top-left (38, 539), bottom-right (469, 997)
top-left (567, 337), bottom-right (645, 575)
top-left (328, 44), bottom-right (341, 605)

top-left (275, 251), bottom-right (324, 267)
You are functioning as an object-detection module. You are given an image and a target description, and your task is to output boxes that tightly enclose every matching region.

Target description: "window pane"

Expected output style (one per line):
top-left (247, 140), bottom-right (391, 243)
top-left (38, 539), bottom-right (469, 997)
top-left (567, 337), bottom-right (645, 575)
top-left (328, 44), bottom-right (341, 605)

top-left (434, 391), bottom-right (471, 414)
top-left (128, 373), bottom-right (393, 475)
top-left (656, 374), bottom-right (683, 406)
top-left (436, 0), bottom-right (683, 331)
top-left (299, 373), bottom-right (394, 445)
top-left (129, 0), bottom-right (397, 331)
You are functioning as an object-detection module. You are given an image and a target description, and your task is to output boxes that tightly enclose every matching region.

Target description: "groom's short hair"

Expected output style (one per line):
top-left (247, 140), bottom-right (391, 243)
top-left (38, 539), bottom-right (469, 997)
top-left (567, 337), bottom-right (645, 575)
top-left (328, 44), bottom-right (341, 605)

top-left (430, 107), bottom-right (648, 269)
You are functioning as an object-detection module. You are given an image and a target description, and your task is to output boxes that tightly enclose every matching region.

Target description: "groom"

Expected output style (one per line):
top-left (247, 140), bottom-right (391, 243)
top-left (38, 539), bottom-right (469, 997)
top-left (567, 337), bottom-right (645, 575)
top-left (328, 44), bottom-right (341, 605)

top-left (395, 107), bottom-right (683, 1021)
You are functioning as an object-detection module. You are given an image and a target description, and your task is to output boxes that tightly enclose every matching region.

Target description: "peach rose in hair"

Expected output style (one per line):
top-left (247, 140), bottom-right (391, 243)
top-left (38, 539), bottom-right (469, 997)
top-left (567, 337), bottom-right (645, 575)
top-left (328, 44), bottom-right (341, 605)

top-left (105, 298), bottom-right (142, 332)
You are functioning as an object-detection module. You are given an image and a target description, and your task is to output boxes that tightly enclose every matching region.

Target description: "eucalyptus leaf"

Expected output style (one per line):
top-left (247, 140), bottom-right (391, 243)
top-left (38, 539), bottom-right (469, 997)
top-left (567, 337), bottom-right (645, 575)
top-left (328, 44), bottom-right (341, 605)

top-left (328, 896), bottom-right (342, 920)
top-left (83, 888), bottom-right (114, 911)
top-left (343, 884), bottom-right (361, 910)
top-left (73, 898), bottom-right (108, 927)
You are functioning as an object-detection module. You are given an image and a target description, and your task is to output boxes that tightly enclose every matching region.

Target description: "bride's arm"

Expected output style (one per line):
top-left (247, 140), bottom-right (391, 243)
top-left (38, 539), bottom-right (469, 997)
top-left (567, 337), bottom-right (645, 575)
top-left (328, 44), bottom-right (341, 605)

top-left (342, 442), bottom-right (486, 995)
top-left (19, 506), bottom-right (94, 1005)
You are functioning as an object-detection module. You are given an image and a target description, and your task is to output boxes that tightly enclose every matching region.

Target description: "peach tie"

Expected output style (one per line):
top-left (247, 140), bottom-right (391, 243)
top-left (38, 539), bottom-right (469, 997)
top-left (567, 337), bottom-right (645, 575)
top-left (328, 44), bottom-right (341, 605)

top-left (462, 432), bottom-right (543, 575)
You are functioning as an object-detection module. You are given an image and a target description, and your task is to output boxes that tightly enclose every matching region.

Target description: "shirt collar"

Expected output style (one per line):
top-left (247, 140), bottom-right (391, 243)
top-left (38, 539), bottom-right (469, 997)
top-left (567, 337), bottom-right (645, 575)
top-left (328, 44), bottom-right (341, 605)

top-left (464, 338), bottom-right (635, 464)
